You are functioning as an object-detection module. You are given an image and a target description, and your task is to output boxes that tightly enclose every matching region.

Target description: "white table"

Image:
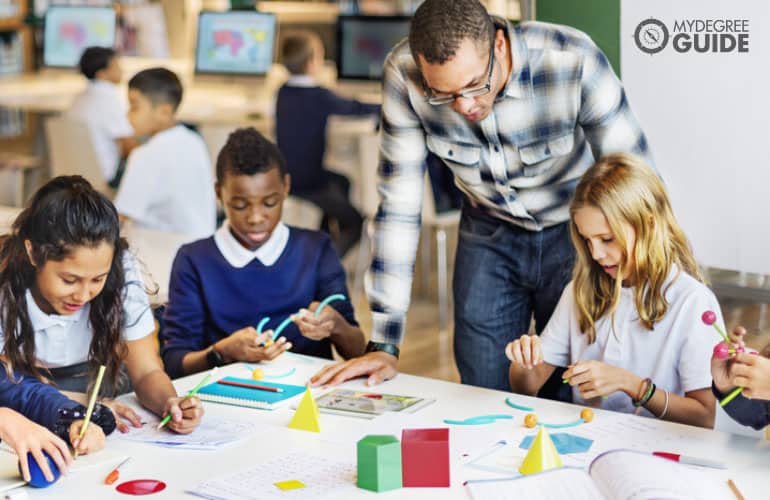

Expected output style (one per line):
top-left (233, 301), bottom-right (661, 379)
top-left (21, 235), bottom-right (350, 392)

top-left (15, 355), bottom-right (770, 499)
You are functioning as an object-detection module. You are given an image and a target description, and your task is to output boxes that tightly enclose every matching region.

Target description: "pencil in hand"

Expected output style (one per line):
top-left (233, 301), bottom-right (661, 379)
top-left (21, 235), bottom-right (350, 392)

top-left (157, 368), bottom-right (216, 430)
top-left (74, 365), bottom-right (106, 458)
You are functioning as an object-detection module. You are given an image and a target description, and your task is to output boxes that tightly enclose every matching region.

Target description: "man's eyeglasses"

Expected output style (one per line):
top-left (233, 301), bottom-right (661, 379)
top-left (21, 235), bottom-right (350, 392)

top-left (424, 36), bottom-right (496, 106)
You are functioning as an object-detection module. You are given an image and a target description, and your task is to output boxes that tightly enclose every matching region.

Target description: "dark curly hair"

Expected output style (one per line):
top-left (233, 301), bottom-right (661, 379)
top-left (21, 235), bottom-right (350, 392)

top-left (0, 176), bottom-right (129, 395)
top-left (409, 0), bottom-right (494, 65)
top-left (215, 127), bottom-right (287, 183)
top-left (79, 46), bottom-right (116, 80)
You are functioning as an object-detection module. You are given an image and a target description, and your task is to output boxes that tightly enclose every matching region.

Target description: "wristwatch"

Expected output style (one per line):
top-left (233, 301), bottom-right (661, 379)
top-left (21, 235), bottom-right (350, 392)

top-left (206, 346), bottom-right (226, 368)
top-left (365, 340), bottom-right (400, 359)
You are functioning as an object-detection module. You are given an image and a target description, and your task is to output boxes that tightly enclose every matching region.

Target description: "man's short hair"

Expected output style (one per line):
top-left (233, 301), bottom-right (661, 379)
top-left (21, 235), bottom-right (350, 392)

top-left (79, 46), bottom-right (116, 80)
top-left (409, 0), bottom-right (494, 65)
top-left (281, 31), bottom-right (318, 75)
top-left (128, 67), bottom-right (183, 111)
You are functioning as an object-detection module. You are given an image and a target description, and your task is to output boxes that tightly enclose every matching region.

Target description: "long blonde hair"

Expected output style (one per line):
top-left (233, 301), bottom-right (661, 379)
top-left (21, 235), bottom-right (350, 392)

top-left (570, 153), bottom-right (702, 343)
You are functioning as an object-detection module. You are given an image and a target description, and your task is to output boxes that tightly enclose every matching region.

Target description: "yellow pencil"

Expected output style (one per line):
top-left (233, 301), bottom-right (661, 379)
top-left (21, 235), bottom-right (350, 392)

top-left (74, 365), bottom-right (106, 459)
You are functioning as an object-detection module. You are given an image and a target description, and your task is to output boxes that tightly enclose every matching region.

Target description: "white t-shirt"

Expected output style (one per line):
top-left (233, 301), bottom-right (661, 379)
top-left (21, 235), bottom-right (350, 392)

top-left (539, 267), bottom-right (720, 417)
top-left (65, 79), bottom-right (133, 181)
top-left (0, 253), bottom-right (154, 368)
top-left (114, 125), bottom-right (216, 240)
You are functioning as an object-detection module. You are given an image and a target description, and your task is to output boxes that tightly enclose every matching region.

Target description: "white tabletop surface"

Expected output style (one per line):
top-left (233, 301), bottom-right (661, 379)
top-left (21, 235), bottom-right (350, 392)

top-left (9, 354), bottom-right (770, 499)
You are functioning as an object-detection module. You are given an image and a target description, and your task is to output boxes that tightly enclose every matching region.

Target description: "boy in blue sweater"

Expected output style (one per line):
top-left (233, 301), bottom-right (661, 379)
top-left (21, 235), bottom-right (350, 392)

top-left (160, 128), bottom-right (366, 378)
top-left (275, 30), bottom-right (380, 257)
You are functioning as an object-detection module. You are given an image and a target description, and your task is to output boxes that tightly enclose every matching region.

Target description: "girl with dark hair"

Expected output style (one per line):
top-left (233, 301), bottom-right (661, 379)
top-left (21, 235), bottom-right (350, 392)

top-left (0, 176), bottom-right (203, 434)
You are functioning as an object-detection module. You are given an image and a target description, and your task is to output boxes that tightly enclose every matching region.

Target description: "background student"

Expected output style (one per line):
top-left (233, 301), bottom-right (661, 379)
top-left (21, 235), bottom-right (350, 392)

top-left (712, 325), bottom-right (770, 430)
top-left (66, 46), bottom-right (135, 188)
top-left (114, 67), bottom-right (216, 240)
top-left (275, 30), bottom-right (380, 257)
top-left (160, 128), bottom-right (365, 378)
top-left (0, 176), bottom-right (203, 434)
top-left (506, 154), bottom-right (716, 428)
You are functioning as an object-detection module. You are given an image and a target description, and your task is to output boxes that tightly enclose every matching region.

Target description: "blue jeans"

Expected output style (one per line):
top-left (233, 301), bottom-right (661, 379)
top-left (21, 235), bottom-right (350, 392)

top-left (453, 203), bottom-right (574, 399)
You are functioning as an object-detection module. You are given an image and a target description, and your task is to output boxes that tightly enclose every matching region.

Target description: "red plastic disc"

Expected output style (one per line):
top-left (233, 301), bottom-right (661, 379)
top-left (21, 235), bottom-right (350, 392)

top-left (116, 479), bottom-right (167, 495)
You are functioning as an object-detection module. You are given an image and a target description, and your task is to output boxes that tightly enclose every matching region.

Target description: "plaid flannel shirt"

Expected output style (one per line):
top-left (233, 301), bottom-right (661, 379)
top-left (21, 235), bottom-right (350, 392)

top-left (366, 19), bottom-right (653, 345)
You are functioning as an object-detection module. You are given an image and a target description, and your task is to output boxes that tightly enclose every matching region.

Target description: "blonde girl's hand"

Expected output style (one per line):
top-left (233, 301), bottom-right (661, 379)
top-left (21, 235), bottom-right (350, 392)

top-left (564, 360), bottom-right (636, 399)
top-left (68, 420), bottom-right (106, 455)
top-left (711, 326), bottom-right (749, 393)
top-left (505, 334), bottom-right (543, 370)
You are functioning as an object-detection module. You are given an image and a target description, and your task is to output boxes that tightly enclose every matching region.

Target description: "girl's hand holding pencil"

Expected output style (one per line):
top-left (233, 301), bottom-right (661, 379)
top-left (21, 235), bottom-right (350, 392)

top-left (158, 395), bottom-right (205, 434)
top-left (68, 420), bottom-right (106, 456)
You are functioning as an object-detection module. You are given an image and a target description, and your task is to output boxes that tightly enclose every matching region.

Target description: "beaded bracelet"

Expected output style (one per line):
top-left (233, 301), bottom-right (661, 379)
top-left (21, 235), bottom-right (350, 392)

top-left (633, 377), bottom-right (656, 407)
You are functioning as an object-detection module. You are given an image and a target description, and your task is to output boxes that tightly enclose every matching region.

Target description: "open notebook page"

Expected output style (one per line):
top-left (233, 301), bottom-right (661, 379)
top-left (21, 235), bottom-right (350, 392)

top-left (465, 468), bottom-right (603, 500)
top-left (590, 449), bottom-right (732, 500)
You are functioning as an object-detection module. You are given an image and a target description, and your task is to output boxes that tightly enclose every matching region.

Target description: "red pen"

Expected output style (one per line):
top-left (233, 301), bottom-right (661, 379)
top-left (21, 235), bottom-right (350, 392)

top-left (653, 451), bottom-right (726, 469)
top-left (216, 380), bottom-right (283, 392)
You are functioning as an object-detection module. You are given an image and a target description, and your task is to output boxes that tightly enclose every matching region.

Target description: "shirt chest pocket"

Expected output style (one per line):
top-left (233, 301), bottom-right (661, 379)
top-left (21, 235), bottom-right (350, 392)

top-left (518, 132), bottom-right (575, 177)
top-left (426, 135), bottom-right (482, 186)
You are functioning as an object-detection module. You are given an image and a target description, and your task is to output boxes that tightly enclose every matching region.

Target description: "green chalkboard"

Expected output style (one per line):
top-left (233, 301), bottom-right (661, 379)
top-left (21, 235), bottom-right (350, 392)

top-left (535, 0), bottom-right (620, 76)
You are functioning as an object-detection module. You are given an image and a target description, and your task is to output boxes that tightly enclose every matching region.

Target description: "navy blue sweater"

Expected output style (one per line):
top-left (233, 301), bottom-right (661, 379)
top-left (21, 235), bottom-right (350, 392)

top-left (714, 383), bottom-right (770, 430)
top-left (160, 227), bottom-right (357, 379)
top-left (275, 84), bottom-right (380, 193)
top-left (0, 370), bottom-right (79, 432)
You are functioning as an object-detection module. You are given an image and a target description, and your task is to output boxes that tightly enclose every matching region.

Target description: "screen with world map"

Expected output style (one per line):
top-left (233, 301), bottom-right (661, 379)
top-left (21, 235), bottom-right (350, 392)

top-left (195, 11), bottom-right (277, 76)
top-left (43, 6), bottom-right (117, 68)
top-left (337, 15), bottom-right (411, 81)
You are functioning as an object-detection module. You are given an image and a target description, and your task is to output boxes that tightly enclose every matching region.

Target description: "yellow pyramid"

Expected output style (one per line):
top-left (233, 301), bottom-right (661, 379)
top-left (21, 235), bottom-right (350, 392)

top-left (519, 426), bottom-right (563, 475)
top-left (287, 387), bottom-right (321, 432)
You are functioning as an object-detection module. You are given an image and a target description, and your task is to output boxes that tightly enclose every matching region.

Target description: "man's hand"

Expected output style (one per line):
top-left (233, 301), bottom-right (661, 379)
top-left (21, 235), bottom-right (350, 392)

top-left (309, 351), bottom-right (398, 387)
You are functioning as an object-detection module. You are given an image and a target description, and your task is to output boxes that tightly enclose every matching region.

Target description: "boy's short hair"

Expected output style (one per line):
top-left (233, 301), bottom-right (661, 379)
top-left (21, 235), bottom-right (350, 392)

top-left (216, 127), bottom-right (287, 183)
top-left (79, 46), bottom-right (116, 80)
top-left (128, 67), bottom-right (183, 111)
top-left (281, 31), bottom-right (318, 75)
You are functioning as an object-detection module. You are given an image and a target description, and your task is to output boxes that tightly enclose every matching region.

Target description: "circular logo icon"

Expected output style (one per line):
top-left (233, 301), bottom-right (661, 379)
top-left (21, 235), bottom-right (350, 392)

top-left (634, 18), bottom-right (669, 54)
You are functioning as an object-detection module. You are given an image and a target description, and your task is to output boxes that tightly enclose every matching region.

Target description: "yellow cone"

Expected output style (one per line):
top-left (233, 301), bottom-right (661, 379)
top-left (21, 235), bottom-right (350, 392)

top-left (519, 426), bottom-right (563, 475)
top-left (288, 387), bottom-right (321, 432)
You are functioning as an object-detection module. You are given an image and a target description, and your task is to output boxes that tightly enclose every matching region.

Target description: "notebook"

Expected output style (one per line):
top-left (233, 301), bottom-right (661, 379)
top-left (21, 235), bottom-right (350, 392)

top-left (465, 449), bottom-right (733, 500)
top-left (310, 388), bottom-right (435, 419)
top-left (197, 377), bottom-right (306, 410)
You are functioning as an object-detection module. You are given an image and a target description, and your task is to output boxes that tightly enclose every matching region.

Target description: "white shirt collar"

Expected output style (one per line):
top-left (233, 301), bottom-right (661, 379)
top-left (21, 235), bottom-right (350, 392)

top-left (286, 75), bottom-right (319, 87)
top-left (25, 289), bottom-right (88, 332)
top-left (214, 221), bottom-right (290, 268)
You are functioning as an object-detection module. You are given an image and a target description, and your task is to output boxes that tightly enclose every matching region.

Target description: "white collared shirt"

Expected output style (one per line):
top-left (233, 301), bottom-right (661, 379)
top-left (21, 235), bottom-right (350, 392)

top-left (0, 253), bottom-right (155, 368)
top-left (213, 221), bottom-right (289, 268)
top-left (115, 125), bottom-right (216, 240)
top-left (539, 266), bottom-right (720, 417)
top-left (285, 75), bottom-right (319, 88)
top-left (66, 79), bottom-right (134, 181)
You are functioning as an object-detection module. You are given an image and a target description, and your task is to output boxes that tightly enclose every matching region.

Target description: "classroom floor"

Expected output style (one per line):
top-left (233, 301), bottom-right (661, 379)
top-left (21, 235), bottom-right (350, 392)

top-left (349, 227), bottom-right (770, 384)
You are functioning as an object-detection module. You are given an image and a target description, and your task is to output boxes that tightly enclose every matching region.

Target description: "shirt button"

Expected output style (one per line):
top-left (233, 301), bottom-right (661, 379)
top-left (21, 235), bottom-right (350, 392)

top-left (448, 150), bottom-right (454, 156)
top-left (494, 146), bottom-right (500, 153)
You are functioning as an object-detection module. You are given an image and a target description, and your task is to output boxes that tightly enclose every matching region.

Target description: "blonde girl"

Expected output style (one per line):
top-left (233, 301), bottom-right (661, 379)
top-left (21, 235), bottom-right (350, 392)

top-left (506, 153), bottom-right (716, 428)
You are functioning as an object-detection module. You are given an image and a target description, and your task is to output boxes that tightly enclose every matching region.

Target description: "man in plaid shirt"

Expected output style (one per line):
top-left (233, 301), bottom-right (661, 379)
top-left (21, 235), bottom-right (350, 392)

top-left (311, 0), bottom-right (652, 394)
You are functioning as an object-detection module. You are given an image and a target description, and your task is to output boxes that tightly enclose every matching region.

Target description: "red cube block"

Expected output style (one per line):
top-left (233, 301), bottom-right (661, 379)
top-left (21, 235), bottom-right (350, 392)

top-left (401, 428), bottom-right (450, 487)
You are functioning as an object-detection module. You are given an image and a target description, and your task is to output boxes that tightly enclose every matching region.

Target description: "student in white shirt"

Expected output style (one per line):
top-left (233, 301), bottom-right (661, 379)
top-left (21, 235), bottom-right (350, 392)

top-left (66, 47), bottom-right (135, 185)
top-left (0, 176), bottom-right (203, 434)
top-left (114, 68), bottom-right (216, 241)
top-left (506, 153), bottom-right (717, 428)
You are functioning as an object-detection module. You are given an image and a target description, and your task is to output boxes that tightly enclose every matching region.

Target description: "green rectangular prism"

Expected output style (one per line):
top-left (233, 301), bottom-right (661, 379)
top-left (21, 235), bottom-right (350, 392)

top-left (356, 435), bottom-right (403, 492)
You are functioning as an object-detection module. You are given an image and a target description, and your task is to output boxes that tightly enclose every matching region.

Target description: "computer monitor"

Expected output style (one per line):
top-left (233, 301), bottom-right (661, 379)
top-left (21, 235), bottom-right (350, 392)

top-left (336, 15), bottom-right (411, 81)
top-left (43, 6), bottom-right (117, 68)
top-left (195, 11), bottom-right (277, 77)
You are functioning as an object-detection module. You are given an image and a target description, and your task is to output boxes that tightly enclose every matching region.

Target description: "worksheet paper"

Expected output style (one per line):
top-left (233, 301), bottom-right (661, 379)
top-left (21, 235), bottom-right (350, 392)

top-left (113, 398), bottom-right (263, 450)
top-left (189, 451), bottom-right (356, 500)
